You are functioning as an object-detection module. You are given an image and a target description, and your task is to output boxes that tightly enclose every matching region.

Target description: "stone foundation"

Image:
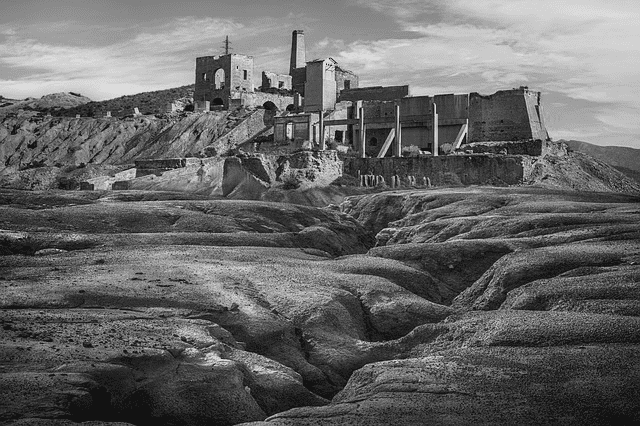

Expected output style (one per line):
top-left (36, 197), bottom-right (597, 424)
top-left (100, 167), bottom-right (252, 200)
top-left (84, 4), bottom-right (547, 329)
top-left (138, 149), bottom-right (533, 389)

top-left (344, 155), bottom-right (532, 186)
top-left (461, 140), bottom-right (567, 157)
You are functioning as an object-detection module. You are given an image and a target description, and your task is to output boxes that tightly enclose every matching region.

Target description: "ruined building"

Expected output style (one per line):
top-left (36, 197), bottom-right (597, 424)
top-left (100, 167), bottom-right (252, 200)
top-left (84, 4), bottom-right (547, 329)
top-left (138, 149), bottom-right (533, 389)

top-left (194, 53), bottom-right (294, 111)
top-left (193, 30), bottom-right (549, 160)
top-left (272, 31), bottom-right (549, 157)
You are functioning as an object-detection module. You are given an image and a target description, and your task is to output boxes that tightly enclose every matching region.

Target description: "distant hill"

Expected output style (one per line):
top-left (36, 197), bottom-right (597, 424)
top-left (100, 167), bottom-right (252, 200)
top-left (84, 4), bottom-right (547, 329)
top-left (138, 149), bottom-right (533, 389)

top-left (0, 92), bottom-right (91, 116)
top-left (49, 85), bottom-right (195, 118)
top-left (563, 140), bottom-right (640, 171)
top-left (562, 140), bottom-right (640, 184)
top-left (0, 85), bottom-right (195, 118)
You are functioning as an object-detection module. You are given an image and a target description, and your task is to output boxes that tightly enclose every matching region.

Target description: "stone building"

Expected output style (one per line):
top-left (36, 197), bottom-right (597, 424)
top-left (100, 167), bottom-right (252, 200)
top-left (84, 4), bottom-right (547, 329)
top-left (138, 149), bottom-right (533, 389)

top-left (192, 30), bottom-right (549, 158)
top-left (261, 71), bottom-right (292, 92)
top-left (194, 54), bottom-right (254, 109)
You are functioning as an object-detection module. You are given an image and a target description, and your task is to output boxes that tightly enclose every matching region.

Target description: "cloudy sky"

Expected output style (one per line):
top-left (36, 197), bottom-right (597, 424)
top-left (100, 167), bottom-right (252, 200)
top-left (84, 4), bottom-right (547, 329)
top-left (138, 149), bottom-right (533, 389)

top-left (1, 0), bottom-right (638, 147)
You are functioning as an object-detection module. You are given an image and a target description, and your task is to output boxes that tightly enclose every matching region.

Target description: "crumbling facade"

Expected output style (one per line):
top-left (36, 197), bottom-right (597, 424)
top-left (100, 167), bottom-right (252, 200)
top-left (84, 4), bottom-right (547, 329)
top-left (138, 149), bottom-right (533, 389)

top-left (194, 54), bottom-right (254, 109)
top-left (261, 71), bottom-right (292, 92)
top-left (193, 30), bottom-right (550, 160)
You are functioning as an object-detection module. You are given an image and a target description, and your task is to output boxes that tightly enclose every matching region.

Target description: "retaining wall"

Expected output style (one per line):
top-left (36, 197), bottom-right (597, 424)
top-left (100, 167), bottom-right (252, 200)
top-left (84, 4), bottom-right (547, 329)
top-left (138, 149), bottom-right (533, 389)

top-left (344, 155), bottom-right (533, 186)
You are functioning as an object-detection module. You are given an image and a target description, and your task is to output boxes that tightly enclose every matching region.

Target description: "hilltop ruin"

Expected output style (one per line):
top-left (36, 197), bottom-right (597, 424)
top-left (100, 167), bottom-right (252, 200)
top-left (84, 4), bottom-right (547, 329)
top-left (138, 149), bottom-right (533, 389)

top-left (194, 30), bottom-right (549, 156)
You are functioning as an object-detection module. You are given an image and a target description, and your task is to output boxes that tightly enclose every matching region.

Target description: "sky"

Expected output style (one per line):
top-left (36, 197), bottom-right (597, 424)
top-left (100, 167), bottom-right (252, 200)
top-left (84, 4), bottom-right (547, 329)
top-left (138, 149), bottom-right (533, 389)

top-left (1, 0), bottom-right (639, 148)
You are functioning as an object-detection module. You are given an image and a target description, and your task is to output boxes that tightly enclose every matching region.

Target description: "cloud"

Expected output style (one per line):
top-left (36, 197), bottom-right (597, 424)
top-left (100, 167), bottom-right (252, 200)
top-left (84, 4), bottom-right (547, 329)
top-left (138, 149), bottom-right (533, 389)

top-left (339, 0), bottom-right (640, 147)
top-left (0, 16), bottom-right (279, 100)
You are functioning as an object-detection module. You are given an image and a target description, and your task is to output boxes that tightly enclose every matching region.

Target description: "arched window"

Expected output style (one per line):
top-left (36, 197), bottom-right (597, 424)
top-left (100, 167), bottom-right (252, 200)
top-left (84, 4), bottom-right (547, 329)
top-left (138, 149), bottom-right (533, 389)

top-left (262, 101), bottom-right (278, 111)
top-left (214, 68), bottom-right (225, 90)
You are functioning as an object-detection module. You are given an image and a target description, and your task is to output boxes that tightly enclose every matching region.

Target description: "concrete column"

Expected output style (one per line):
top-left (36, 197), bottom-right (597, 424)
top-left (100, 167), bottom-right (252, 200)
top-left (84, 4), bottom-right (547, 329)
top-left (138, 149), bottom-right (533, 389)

top-left (359, 107), bottom-right (366, 158)
top-left (394, 103), bottom-right (402, 157)
top-left (433, 103), bottom-right (439, 157)
top-left (318, 110), bottom-right (325, 151)
top-left (307, 113), bottom-right (313, 145)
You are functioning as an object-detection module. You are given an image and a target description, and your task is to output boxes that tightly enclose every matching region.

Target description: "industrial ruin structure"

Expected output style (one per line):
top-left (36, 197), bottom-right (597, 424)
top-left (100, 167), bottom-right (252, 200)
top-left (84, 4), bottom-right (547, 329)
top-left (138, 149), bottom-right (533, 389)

top-left (194, 30), bottom-right (550, 160)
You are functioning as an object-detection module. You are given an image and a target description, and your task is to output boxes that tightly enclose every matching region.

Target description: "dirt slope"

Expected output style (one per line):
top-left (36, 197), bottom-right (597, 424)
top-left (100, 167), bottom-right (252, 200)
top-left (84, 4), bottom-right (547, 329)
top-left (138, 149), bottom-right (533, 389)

top-left (0, 108), bottom-right (273, 191)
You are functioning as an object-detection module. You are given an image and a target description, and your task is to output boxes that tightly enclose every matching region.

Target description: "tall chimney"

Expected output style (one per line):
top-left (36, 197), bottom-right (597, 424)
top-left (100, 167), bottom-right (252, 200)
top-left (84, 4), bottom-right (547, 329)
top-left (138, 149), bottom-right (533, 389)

top-left (290, 30), bottom-right (306, 74)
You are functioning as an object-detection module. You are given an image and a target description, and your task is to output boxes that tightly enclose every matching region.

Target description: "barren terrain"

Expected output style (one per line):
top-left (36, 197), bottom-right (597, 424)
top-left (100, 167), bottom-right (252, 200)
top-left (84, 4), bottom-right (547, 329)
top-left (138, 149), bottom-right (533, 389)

top-left (1, 186), bottom-right (639, 425)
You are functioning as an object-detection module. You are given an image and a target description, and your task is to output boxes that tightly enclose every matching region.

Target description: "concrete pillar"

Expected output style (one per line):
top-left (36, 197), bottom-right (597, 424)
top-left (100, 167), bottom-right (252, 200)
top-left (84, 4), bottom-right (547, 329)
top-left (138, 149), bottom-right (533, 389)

top-left (307, 113), bottom-right (313, 144)
top-left (359, 107), bottom-right (366, 158)
top-left (394, 103), bottom-right (402, 157)
top-left (318, 110), bottom-right (325, 151)
top-left (433, 103), bottom-right (439, 157)
top-left (294, 93), bottom-right (302, 111)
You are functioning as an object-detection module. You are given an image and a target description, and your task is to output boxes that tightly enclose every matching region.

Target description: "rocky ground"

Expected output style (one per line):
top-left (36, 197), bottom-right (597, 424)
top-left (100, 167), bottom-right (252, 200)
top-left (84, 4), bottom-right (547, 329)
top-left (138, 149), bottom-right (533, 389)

top-left (1, 186), bottom-right (639, 425)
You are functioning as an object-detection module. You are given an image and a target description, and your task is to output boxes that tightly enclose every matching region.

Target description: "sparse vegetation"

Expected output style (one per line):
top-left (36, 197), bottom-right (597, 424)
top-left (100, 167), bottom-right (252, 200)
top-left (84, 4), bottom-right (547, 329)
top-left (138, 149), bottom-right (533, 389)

top-left (48, 84), bottom-right (195, 118)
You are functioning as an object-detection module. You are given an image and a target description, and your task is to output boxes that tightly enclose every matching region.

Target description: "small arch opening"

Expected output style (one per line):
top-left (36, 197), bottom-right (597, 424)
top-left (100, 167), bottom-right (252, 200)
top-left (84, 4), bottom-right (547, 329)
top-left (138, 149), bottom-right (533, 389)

top-left (212, 98), bottom-right (225, 107)
top-left (263, 101), bottom-right (278, 111)
top-left (285, 104), bottom-right (295, 112)
top-left (214, 68), bottom-right (225, 90)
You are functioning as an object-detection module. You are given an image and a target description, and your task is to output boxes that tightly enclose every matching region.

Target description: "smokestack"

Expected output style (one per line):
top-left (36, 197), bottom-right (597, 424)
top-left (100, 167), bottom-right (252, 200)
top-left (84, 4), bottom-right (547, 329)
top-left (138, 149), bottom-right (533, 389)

top-left (290, 30), bottom-right (306, 74)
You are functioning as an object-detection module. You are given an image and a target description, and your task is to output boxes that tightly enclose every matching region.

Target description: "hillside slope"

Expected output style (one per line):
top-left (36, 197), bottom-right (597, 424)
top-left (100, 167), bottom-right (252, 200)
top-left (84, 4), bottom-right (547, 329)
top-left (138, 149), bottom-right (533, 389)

top-left (0, 108), bottom-right (275, 190)
top-left (1, 85), bottom-right (194, 118)
top-left (0, 92), bottom-right (92, 117)
top-left (52, 85), bottom-right (195, 117)
top-left (563, 139), bottom-right (640, 173)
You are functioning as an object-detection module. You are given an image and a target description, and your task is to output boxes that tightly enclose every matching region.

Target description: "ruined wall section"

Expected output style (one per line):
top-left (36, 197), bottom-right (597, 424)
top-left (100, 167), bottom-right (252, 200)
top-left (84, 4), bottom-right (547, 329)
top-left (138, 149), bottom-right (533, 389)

top-left (194, 54), bottom-right (254, 109)
top-left (335, 66), bottom-right (359, 97)
top-left (291, 67), bottom-right (307, 95)
top-left (339, 86), bottom-right (409, 102)
top-left (468, 88), bottom-right (548, 143)
top-left (229, 92), bottom-right (293, 111)
top-left (344, 155), bottom-right (530, 186)
top-left (304, 60), bottom-right (337, 112)
top-left (261, 72), bottom-right (292, 91)
top-left (525, 91), bottom-right (550, 141)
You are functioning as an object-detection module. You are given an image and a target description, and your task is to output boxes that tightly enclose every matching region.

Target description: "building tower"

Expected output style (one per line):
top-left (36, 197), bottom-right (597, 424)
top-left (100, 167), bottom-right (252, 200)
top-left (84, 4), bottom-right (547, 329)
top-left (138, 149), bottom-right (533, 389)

top-left (289, 30), bottom-right (306, 74)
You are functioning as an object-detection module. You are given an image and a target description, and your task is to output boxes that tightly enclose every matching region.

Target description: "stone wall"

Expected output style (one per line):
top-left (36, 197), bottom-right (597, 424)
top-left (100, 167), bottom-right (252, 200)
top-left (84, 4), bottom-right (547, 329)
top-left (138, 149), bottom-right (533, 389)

top-left (291, 67), bottom-right (306, 95)
top-left (339, 85), bottom-right (409, 102)
top-left (135, 158), bottom-right (216, 178)
top-left (194, 54), bottom-right (254, 108)
top-left (262, 71), bottom-right (292, 91)
top-left (344, 155), bottom-right (531, 186)
top-left (231, 92), bottom-right (294, 111)
top-left (468, 88), bottom-right (548, 142)
top-left (335, 66), bottom-right (359, 97)
top-left (462, 140), bottom-right (567, 156)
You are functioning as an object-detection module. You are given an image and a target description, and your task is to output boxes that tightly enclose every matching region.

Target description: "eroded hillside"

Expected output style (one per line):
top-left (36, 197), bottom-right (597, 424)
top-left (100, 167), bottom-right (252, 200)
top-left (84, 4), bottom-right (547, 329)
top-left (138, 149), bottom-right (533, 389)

top-left (0, 109), bottom-right (274, 190)
top-left (1, 186), bottom-right (639, 425)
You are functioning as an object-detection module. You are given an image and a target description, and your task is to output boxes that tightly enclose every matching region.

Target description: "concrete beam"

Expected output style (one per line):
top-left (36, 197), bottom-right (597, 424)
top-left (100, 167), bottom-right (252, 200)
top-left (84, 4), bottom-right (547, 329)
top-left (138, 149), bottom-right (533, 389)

top-left (433, 103), bottom-right (439, 157)
top-left (394, 103), bottom-right (402, 158)
top-left (323, 116), bottom-right (468, 127)
top-left (377, 128), bottom-right (395, 158)
top-left (453, 119), bottom-right (469, 149)
top-left (319, 110), bottom-right (325, 151)
top-left (359, 107), bottom-right (366, 158)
